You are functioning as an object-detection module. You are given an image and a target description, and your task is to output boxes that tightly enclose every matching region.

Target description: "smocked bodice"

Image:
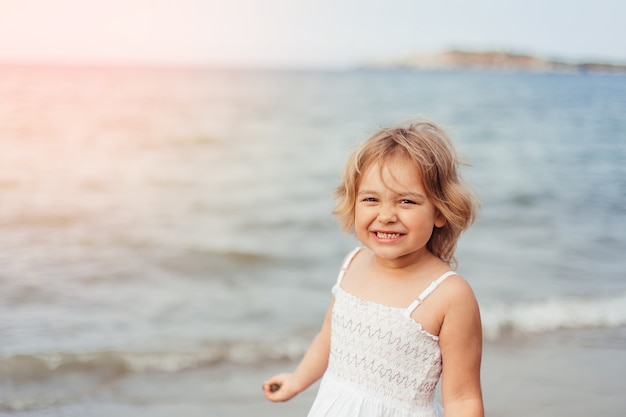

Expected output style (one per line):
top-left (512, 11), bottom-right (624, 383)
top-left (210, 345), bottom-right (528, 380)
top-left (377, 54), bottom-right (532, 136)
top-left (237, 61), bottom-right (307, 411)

top-left (327, 284), bottom-right (442, 410)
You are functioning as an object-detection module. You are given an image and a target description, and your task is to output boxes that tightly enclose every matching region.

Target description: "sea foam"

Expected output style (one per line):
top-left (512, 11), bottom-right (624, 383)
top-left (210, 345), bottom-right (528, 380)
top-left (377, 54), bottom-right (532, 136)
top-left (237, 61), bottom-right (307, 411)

top-left (481, 292), bottom-right (626, 339)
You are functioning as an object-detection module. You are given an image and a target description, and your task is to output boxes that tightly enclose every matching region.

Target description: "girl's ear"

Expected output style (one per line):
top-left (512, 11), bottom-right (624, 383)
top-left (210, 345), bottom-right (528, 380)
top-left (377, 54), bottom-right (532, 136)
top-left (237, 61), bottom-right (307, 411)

top-left (434, 210), bottom-right (446, 228)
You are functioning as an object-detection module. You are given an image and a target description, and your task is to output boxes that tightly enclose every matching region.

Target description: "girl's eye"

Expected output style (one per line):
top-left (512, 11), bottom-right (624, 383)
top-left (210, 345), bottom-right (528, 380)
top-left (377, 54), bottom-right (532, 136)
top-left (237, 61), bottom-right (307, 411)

top-left (399, 199), bottom-right (416, 205)
top-left (361, 197), bottom-right (378, 203)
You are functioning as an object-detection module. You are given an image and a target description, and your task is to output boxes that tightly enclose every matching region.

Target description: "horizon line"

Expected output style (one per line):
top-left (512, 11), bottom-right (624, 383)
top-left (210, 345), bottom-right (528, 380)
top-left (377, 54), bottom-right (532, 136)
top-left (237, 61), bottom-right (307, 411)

top-left (1, 47), bottom-right (624, 72)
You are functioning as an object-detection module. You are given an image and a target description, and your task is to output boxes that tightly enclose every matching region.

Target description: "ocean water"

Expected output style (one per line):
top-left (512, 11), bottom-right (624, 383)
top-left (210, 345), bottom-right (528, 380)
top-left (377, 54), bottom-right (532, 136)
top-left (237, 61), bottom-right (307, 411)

top-left (1, 65), bottom-right (625, 416)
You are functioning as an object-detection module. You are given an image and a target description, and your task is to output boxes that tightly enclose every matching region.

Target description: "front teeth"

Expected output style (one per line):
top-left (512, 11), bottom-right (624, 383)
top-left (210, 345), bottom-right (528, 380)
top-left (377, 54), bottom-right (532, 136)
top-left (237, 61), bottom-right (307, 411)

top-left (377, 232), bottom-right (400, 239)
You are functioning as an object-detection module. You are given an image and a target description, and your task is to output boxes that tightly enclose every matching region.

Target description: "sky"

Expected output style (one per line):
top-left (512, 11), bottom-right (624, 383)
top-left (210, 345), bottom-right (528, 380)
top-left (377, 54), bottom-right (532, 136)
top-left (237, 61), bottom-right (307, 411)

top-left (0, 0), bottom-right (624, 68)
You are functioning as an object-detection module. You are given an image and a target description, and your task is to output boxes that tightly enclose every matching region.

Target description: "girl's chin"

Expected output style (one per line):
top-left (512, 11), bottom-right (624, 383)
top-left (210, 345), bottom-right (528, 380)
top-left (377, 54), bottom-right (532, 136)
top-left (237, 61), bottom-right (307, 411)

top-left (363, 244), bottom-right (431, 265)
top-left (364, 244), bottom-right (406, 259)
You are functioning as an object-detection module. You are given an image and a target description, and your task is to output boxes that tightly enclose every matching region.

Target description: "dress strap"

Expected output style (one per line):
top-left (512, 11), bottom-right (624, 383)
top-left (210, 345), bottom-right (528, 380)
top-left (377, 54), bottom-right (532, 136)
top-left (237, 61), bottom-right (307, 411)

top-left (404, 271), bottom-right (457, 318)
top-left (335, 247), bottom-right (362, 286)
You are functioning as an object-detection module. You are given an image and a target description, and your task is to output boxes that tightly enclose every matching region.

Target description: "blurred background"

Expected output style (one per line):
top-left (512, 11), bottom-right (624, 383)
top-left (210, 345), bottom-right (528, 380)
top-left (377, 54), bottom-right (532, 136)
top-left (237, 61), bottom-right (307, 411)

top-left (1, 1), bottom-right (625, 416)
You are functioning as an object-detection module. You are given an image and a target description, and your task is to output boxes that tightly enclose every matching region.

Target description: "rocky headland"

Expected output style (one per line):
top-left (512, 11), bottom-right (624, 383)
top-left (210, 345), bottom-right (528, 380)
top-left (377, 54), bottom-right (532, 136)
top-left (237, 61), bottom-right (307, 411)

top-left (365, 50), bottom-right (626, 74)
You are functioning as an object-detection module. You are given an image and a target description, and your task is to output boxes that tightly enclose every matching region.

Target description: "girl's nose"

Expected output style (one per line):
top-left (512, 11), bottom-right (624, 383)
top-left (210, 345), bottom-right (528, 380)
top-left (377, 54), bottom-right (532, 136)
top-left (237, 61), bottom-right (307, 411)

top-left (377, 203), bottom-right (397, 223)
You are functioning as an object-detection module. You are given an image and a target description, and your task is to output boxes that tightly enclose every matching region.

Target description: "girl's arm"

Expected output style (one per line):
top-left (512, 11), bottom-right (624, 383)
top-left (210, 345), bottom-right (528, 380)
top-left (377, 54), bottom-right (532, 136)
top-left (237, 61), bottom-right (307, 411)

top-left (263, 299), bottom-right (334, 402)
top-left (438, 276), bottom-right (484, 417)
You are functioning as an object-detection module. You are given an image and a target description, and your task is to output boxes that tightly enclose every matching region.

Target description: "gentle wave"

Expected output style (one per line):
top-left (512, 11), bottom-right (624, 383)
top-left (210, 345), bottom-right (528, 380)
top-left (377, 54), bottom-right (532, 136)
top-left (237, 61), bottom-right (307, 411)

top-left (481, 292), bottom-right (626, 339)
top-left (4, 293), bottom-right (625, 384)
top-left (0, 338), bottom-right (311, 381)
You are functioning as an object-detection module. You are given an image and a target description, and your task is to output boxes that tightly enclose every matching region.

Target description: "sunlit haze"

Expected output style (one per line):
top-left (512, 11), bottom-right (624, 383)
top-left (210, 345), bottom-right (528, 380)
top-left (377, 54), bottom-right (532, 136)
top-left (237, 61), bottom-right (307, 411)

top-left (1, 0), bottom-right (625, 68)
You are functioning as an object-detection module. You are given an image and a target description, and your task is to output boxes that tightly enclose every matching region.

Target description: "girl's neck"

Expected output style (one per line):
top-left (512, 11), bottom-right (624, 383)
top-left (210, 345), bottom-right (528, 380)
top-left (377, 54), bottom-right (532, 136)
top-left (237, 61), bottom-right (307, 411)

top-left (369, 248), bottom-right (443, 276)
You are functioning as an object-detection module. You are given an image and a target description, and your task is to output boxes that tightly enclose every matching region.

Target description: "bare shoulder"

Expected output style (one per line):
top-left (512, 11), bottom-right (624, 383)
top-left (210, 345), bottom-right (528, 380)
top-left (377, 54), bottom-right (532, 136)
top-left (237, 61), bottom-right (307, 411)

top-left (341, 247), bottom-right (368, 276)
top-left (342, 246), bottom-right (364, 266)
top-left (439, 273), bottom-right (478, 303)
top-left (437, 274), bottom-right (482, 340)
top-left (436, 273), bottom-right (481, 324)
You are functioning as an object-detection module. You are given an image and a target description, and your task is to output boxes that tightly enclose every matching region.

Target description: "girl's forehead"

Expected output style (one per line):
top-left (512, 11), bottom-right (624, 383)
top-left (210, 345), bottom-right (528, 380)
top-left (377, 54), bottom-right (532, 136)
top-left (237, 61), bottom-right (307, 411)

top-left (359, 158), bottom-right (424, 189)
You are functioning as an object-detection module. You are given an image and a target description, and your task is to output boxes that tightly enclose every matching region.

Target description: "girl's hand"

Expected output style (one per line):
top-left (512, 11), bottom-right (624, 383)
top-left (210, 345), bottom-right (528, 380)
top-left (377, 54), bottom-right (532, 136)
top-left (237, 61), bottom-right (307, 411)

top-left (262, 373), bottom-right (301, 402)
top-left (262, 301), bottom-right (335, 402)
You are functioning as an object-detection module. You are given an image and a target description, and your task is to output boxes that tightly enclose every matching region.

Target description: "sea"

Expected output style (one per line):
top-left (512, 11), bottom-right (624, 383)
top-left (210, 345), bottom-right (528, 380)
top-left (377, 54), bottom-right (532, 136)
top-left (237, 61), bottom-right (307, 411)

top-left (1, 65), bottom-right (625, 417)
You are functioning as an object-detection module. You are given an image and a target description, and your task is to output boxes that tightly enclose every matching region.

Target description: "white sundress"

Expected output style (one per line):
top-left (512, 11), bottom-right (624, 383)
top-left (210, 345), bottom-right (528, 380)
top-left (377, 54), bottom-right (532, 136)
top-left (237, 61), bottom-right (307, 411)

top-left (307, 247), bottom-right (456, 417)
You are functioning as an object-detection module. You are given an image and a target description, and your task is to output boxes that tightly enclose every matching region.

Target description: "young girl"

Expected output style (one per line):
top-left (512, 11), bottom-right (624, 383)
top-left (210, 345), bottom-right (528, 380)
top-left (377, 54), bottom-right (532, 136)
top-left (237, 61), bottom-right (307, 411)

top-left (263, 120), bottom-right (483, 417)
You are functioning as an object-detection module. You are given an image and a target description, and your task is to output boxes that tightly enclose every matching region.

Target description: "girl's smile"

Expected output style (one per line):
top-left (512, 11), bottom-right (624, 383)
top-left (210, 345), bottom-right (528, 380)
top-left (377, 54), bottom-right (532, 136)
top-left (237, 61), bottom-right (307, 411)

top-left (374, 231), bottom-right (403, 240)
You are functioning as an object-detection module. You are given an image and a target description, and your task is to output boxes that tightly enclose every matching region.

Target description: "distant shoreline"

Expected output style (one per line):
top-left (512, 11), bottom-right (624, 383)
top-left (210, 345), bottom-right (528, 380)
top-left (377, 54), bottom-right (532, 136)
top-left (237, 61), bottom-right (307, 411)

top-left (363, 50), bottom-right (626, 74)
top-left (1, 50), bottom-right (625, 74)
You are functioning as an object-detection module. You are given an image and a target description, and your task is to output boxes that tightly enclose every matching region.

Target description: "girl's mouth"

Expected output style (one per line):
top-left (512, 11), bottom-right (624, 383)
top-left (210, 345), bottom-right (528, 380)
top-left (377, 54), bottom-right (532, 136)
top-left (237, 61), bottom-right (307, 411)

top-left (376, 232), bottom-right (401, 239)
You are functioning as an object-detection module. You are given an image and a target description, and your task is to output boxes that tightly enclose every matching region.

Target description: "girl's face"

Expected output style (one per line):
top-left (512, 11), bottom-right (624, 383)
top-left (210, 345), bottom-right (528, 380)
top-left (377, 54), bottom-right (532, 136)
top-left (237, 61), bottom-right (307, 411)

top-left (354, 157), bottom-right (445, 268)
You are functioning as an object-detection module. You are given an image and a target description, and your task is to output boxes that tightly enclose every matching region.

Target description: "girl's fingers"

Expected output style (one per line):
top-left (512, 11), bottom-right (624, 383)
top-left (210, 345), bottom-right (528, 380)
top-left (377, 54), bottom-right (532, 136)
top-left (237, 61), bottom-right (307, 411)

top-left (262, 382), bottom-right (281, 393)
